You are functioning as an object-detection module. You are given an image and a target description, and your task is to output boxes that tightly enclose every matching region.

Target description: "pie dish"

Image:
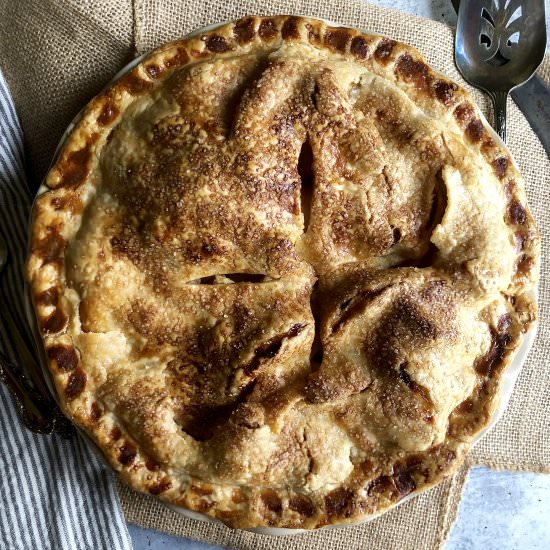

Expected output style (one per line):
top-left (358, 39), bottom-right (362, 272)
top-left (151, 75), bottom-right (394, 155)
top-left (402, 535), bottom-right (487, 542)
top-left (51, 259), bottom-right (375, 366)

top-left (26, 15), bottom-right (540, 529)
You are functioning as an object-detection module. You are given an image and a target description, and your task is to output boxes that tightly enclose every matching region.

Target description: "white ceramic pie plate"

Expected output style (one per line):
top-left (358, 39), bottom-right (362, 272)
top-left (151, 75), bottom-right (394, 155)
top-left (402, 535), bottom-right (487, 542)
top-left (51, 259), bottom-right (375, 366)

top-left (26, 18), bottom-right (539, 536)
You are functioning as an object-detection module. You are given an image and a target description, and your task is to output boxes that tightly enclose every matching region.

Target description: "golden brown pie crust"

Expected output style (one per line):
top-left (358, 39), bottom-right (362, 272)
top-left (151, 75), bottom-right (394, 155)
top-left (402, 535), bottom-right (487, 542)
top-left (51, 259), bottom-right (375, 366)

top-left (27, 16), bottom-right (539, 528)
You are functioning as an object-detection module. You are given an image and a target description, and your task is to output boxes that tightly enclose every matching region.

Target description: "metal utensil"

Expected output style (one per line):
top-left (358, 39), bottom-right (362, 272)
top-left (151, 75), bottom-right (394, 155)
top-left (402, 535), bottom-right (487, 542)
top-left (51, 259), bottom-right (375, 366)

top-left (0, 231), bottom-right (73, 436)
top-left (455, 0), bottom-right (547, 142)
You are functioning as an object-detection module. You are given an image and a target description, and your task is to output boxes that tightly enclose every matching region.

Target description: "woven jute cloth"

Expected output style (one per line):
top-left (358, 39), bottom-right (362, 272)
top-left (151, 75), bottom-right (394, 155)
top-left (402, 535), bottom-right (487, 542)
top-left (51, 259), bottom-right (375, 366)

top-left (0, 1), bottom-right (548, 548)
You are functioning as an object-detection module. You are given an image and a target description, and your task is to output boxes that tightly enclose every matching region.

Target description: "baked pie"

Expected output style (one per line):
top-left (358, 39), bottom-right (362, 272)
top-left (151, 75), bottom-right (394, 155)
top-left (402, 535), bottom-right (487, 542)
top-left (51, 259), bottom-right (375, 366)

top-left (27, 16), bottom-right (539, 528)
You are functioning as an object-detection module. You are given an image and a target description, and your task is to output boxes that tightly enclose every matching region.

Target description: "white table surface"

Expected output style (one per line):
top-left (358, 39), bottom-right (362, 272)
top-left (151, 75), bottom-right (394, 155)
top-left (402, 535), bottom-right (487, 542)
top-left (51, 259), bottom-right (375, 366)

top-left (129, 2), bottom-right (550, 548)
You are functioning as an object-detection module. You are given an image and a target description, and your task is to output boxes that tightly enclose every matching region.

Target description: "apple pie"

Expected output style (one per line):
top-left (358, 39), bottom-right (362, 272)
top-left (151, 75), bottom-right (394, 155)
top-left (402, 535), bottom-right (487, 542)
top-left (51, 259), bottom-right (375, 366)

top-left (27, 16), bottom-right (539, 528)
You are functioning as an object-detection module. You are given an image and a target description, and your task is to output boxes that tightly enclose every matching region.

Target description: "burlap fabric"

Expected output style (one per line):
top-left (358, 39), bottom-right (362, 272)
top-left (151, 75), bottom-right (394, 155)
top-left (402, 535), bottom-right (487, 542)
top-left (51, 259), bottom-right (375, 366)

top-left (0, 1), bottom-right (548, 548)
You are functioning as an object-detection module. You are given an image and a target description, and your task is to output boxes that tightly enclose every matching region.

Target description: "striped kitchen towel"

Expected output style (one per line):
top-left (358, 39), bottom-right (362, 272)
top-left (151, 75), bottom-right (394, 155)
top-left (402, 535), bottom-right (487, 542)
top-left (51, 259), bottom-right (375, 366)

top-left (0, 69), bottom-right (133, 550)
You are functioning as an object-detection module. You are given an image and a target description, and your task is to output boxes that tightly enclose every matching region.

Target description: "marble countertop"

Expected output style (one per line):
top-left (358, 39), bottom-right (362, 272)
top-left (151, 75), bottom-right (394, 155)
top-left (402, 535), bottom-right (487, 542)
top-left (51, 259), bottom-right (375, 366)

top-left (129, 2), bottom-right (550, 549)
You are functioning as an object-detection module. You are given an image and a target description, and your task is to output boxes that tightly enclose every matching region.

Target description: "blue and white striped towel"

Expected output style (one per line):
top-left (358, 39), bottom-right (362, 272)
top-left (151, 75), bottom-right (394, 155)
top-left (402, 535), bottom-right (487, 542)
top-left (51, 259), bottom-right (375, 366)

top-left (0, 69), bottom-right (133, 550)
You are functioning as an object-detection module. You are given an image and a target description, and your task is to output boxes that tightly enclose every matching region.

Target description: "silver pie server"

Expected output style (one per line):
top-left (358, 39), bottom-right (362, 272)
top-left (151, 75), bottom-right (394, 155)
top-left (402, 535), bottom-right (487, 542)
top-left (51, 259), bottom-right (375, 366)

top-left (455, 0), bottom-right (547, 142)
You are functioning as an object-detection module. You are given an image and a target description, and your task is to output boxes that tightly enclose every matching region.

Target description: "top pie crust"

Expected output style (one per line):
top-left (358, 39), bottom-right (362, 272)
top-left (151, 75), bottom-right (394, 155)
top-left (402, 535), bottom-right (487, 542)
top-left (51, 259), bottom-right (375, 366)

top-left (27, 16), bottom-right (539, 528)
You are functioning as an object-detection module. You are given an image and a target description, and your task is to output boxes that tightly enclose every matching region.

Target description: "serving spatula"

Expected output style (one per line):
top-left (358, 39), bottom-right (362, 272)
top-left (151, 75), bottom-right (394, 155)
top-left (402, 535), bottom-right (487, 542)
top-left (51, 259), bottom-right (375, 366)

top-left (455, 0), bottom-right (547, 142)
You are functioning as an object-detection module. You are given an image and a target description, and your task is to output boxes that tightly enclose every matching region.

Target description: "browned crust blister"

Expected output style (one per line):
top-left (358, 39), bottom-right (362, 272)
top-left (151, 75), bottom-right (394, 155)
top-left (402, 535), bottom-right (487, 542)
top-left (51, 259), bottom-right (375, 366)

top-left (26, 15), bottom-right (539, 529)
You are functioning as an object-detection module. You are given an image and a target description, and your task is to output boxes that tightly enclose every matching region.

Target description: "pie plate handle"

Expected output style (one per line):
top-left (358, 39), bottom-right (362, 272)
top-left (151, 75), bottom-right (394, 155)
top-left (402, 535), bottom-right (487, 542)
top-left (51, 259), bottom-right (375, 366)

top-left (0, 350), bottom-right (74, 437)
